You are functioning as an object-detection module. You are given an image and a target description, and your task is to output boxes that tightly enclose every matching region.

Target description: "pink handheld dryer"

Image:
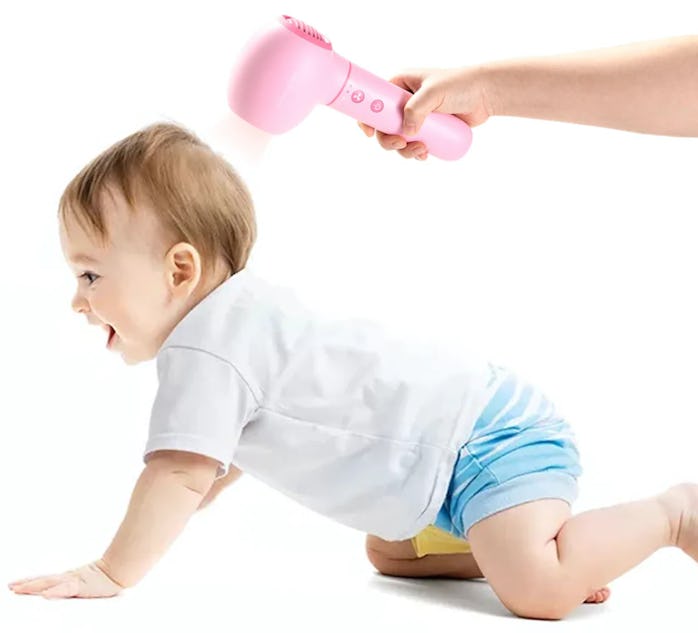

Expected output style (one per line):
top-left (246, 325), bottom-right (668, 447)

top-left (228, 15), bottom-right (472, 160)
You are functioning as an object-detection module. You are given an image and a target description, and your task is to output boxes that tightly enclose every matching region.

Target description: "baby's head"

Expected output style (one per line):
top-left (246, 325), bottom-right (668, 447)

top-left (59, 122), bottom-right (256, 365)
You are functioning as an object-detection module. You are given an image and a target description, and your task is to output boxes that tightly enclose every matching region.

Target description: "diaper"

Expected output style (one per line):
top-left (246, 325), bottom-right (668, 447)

top-left (411, 524), bottom-right (472, 558)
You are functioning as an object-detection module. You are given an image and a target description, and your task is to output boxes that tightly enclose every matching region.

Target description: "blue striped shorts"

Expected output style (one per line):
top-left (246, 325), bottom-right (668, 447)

top-left (433, 371), bottom-right (582, 540)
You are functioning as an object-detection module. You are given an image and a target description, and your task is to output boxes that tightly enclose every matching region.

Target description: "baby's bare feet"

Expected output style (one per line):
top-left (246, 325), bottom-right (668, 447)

top-left (584, 586), bottom-right (611, 604)
top-left (660, 483), bottom-right (698, 561)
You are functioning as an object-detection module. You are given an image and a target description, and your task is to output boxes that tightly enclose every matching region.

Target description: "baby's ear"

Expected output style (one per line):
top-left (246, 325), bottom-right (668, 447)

top-left (165, 242), bottom-right (201, 293)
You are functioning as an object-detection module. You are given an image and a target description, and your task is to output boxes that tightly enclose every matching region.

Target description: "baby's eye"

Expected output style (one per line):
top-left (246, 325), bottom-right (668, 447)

top-left (80, 272), bottom-right (99, 285)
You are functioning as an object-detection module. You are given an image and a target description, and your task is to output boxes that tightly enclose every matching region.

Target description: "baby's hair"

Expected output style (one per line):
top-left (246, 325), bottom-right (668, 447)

top-left (58, 121), bottom-right (256, 277)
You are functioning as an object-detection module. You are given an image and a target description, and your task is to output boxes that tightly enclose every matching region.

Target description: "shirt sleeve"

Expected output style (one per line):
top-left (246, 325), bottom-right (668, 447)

top-left (145, 346), bottom-right (259, 477)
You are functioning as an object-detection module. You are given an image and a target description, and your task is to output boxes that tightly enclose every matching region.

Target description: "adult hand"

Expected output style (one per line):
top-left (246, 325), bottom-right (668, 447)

top-left (358, 66), bottom-right (493, 159)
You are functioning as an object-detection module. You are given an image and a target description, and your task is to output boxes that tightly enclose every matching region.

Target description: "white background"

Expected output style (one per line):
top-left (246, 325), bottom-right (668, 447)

top-left (1, 0), bottom-right (697, 630)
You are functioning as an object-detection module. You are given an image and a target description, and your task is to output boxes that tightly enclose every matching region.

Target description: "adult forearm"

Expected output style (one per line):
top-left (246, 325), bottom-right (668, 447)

top-left (485, 36), bottom-right (698, 136)
top-left (99, 467), bottom-right (207, 588)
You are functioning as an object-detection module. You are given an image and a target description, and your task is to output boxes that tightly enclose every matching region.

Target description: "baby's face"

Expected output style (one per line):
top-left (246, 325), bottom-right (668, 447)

top-left (59, 189), bottom-right (185, 365)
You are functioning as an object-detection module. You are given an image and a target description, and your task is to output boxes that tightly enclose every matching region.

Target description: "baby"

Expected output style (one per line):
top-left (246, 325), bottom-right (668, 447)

top-left (8, 123), bottom-right (698, 620)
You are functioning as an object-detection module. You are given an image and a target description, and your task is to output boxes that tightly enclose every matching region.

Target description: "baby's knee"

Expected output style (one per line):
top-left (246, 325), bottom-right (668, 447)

top-left (365, 534), bottom-right (415, 576)
top-left (506, 597), bottom-right (574, 621)
top-left (365, 537), bottom-right (397, 575)
top-left (498, 578), bottom-right (580, 621)
top-left (365, 548), bottom-right (392, 575)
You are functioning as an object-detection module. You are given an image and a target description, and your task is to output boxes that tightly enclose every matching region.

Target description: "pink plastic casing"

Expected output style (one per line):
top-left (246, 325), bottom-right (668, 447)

top-left (228, 16), bottom-right (472, 160)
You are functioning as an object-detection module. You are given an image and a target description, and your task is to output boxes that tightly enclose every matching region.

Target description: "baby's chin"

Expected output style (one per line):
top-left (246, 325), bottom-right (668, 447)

top-left (117, 331), bottom-right (170, 365)
top-left (119, 346), bottom-right (157, 366)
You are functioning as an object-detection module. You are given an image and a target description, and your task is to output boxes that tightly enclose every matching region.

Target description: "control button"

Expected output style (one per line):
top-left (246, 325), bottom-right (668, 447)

top-left (370, 99), bottom-right (384, 113)
top-left (351, 90), bottom-right (365, 103)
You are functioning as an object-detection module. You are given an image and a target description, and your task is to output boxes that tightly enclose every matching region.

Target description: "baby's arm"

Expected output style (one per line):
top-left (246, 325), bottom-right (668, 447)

top-left (98, 450), bottom-right (218, 588)
top-left (487, 35), bottom-right (698, 136)
top-left (198, 463), bottom-right (243, 510)
top-left (9, 449), bottom-right (218, 598)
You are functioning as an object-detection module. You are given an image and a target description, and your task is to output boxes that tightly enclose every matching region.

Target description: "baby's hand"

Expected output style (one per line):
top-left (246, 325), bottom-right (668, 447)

top-left (8, 560), bottom-right (124, 599)
top-left (358, 66), bottom-right (494, 159)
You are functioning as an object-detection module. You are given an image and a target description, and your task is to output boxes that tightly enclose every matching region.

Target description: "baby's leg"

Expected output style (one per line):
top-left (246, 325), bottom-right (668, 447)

top-left (466, 483), bottom-right (698, 620)
top-left (364, 532), bottom-right (610, 603)
top-left (365, 534), bottom-right (483, 579)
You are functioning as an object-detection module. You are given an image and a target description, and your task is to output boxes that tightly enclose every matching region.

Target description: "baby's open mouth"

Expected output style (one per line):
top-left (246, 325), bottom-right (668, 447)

top-left (106, 325), bottom-right (116, 348)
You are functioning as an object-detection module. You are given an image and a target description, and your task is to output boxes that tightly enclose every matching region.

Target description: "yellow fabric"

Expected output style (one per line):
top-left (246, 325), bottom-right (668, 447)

top-left (411, 524), bottom-right (472, 558)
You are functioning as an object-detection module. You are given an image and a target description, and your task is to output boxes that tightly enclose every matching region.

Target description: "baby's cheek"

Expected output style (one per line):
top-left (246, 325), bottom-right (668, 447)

top-left (128, 282), bottom-right (165, 323)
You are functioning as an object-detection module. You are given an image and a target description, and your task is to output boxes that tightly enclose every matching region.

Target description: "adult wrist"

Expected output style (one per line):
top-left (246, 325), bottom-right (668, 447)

top-left (477, 60), bottom-right (513, 118)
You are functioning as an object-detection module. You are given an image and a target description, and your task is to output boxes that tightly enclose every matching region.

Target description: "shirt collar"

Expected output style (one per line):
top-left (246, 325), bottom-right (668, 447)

top-left (157, 267), bottom-right (250, 352)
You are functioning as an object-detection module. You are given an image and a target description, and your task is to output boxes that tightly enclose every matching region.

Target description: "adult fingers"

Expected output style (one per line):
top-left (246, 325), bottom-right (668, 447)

top-left (402, 84), bottom-right (444, 136)
top-left (357, 121), bottom-right (375, 137)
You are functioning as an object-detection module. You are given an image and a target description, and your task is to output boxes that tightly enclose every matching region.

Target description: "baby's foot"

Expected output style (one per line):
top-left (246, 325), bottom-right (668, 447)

top-left (661, 483), bottom-right (698, 562)
top-left (584, 587), bottom-right (611, 604)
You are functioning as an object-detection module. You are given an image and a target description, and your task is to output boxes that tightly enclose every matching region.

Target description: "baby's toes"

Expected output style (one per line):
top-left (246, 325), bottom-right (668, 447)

top-left (584, 587), bottom-right (611, 604)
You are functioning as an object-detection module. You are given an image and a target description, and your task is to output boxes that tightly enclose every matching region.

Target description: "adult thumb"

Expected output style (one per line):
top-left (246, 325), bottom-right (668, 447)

top-left (402, 86), bottom-right (441, 136)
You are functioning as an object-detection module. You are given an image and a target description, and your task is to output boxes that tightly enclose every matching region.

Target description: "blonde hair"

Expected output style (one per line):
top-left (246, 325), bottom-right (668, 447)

top-left (58, 122), bottom-right (256, 276)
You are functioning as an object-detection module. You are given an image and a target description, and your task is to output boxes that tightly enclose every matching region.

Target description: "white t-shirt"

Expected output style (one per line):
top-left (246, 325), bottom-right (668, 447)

top-left (145, 269), bottom-right (506, 540)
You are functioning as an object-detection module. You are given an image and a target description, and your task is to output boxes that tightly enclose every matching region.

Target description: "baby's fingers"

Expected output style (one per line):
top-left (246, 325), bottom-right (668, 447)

top-left (9, 575), bottom-right (43, 588)
top-left (11, 575), bottom-right (66, 595)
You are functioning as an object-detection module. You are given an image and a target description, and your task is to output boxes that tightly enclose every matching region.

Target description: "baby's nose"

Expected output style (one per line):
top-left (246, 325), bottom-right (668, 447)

top-left (71, 292), bottom-right (89, 314)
